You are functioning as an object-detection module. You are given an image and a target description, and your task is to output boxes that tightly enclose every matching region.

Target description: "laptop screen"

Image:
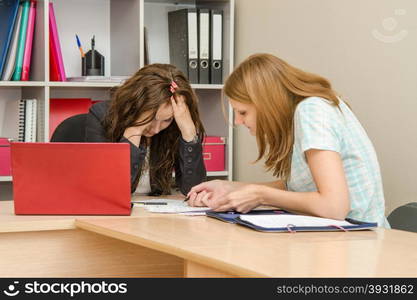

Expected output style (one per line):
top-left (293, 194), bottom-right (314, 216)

top-left (11, 142), bottom-right (131, 215)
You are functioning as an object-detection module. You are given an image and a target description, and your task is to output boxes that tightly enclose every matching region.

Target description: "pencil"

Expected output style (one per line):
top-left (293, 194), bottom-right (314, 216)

top-left (76, 34), bottom-right (85, 58)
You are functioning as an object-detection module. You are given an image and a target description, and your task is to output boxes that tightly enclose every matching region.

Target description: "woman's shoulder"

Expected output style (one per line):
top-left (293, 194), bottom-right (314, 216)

top-left (297, 96), bottom-right (334, 109)
top-left (295, 96), bottom-right (340, 116)
top-left (89, 101), bottom-right (110, 118)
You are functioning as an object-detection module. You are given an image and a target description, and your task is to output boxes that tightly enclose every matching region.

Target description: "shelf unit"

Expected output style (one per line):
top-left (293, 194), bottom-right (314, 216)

top-left (0, 0), bottom-right (234, 183)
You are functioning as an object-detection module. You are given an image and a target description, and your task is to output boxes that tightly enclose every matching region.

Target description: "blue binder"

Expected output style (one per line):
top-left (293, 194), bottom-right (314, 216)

top-left (0, 0), bottom-right (20, 77)
top-left (207, 211), bottom-right (378, 232)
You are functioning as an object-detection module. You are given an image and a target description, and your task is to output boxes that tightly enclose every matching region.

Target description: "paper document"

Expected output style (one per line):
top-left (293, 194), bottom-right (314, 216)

top-left (239, 215), bottom-right (354, 228)
top-left (132, 199), bottom-right (210, 214)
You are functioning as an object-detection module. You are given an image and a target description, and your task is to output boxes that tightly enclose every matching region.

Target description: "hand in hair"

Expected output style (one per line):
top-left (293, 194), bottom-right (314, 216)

top-left (171, 94), bottom-right (197, 142)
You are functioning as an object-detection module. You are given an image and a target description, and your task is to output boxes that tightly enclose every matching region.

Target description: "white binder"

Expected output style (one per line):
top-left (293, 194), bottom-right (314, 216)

top-left (210, 10), bottom-right (223, 84)
top-left (198, 9), bottom-right (210, 84)
top-left (187, 9), bottom-right (198, 83)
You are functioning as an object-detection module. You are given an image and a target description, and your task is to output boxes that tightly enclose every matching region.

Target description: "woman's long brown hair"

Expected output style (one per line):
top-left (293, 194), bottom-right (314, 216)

top-left (104, 64), bottom-right (205, 194)
top-left (224, 53), bottom-right (340, 180)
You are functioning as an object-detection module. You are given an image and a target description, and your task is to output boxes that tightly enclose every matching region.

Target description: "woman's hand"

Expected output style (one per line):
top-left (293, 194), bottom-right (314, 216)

top-left (187, 180), bottom-right (247, 208)
top-left (171, 95), bottom-right (197, 142)
top-left (208, 184), bottom-right (264, 213)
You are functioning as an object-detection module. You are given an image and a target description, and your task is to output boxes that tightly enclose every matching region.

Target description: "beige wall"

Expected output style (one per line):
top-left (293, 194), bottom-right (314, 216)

top-left (233, 0), bottom-right (417, 214)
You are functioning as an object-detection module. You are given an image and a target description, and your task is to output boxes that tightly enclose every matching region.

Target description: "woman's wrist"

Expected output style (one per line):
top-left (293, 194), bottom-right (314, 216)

top-left (254, 184), bottom-right (267, 206)
top-left (180, 128), bottom-right (197, 142)
top-left (123, 127), bottom-right (144, 147)
top-left (124, 133), bottom-right (141, 148)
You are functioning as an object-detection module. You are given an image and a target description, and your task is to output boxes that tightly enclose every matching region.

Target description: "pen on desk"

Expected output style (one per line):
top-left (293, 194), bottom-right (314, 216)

top-left (136, 202), bottom-right (167, 205)
top-left (183, 196), bottom-right (190, 202)
top-left (76, 34), bottom-right (85, 58)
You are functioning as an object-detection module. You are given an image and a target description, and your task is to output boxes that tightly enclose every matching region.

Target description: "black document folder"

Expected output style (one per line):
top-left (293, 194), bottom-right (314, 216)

top-left (168, 8), bottom-right (198, 83)
top-left (198, 9), bottom-right (210, 84)
top-left (207, 211), bottom-right (378, 232)
top-left (210, 10), bottom-right (223, 84)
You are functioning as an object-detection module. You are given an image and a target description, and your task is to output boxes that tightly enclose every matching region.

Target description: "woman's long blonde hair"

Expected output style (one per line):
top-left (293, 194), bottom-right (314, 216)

top-left (224, 53), bottom-right (340, 180)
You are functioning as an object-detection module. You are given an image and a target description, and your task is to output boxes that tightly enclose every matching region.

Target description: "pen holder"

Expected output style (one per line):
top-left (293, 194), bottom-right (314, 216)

top-left (82, 49), bottom-right (105, 76)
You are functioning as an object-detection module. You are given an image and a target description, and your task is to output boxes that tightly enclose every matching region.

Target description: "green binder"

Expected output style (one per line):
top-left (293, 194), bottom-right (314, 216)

top-left (11, 0), bottom-right (30, 81)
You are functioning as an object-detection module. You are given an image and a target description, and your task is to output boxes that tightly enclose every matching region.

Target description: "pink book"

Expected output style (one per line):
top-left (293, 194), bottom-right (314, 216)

top-left (21, 0), bottom-right (37, 81)
top-left (49, 2), bottom-right (66, 81)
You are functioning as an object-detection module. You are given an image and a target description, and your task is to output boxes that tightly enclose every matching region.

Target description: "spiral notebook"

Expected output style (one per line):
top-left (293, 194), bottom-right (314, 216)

top-left (3, 99), bottom-right (38, 142)
top-left (207, 211), bottom-right (377, 232)
top-left (17, 99), bottom-right (26, 141)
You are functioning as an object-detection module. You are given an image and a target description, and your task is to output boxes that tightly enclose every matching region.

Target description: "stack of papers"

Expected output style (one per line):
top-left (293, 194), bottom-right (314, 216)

top-left (132, 199), bottom-right (210, 215)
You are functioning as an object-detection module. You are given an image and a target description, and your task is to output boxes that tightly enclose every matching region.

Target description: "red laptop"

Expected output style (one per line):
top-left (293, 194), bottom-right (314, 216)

top-left (11, 142), bottom-right (131, 215)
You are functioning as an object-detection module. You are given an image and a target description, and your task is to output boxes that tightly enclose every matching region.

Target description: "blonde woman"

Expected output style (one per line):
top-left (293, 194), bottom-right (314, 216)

top-left (188, 53), bottom-right (389, 227)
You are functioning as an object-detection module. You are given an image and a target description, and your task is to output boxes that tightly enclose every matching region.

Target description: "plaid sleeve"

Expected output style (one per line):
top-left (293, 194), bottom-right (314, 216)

top-left (294, 98), bottom-right (342, 154)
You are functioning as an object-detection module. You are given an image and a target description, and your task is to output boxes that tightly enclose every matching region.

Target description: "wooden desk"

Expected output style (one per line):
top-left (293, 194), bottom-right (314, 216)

top-left (0, 197), bottom-right (184, 277)
top-left (1, 199), bottom-right (417, 277)
top-left (76, 215), bottom-right (417, 277)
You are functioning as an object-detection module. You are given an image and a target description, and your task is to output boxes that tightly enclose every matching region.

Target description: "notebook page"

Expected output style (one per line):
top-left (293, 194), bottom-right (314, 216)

top-left (132, 199), bottom-right (210, 214)
top-left (239, 214), bottom-right (354, 228)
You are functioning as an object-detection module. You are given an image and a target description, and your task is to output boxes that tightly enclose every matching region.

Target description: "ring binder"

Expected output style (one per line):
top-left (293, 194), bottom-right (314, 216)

top-left (207, 211), bottom-right (378, 232)
top-left (168, 8), bottom-right (199, 83)
top-left (198, 9), bottom-right (210, 84)
top-left (21, 0), bottom-right (36, 81)
top-left (210, 10), bottom-right (223, 84)
top-left (1, 3), bottom-right (23, 80)
top-left (11, 0), bottom-right (30, 81)
top-left (0, 0), bottom-right (19, 78)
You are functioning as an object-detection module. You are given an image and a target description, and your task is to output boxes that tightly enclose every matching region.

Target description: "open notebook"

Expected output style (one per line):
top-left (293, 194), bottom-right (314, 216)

top-left (207, 211), bottom-right (377, 232)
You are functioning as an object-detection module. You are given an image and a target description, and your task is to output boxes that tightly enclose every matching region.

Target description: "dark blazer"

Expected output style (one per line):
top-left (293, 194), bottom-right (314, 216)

top-left (85, 101), bottom-right (206, 195)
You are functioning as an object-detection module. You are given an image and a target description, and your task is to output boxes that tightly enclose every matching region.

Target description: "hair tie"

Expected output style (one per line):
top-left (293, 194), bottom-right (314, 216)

top-left (286, 224), bottom-right (296, 233)
top-left (330, 224), bottom-right (348, 232)
top-left (170, 81), bottom-right (178, 93)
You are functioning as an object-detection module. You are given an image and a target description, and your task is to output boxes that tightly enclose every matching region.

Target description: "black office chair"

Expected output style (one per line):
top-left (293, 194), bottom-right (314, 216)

top-left (387, 202), bottom-right (417, 233)
top-left (50, 113), bottom-right (87, 142)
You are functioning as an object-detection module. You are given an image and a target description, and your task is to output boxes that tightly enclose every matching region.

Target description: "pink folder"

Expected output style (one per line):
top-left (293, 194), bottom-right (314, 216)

top-left (49, 2), bottom-right (66, 81)
top-left (0, 138), bottom-right (12, 176)
top-left (21, 0), bottom-right (36, 81)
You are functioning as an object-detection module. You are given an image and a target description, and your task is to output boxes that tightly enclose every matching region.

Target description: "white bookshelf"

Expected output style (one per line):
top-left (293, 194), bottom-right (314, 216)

top-left (0, 0), bottom-right (235, 181)
top-left (0, 81), bottom-right (45, 87)
top-left (207, 171), bottom-right (228, 177)
top-left (47, 81), bottom-right (119, 88)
